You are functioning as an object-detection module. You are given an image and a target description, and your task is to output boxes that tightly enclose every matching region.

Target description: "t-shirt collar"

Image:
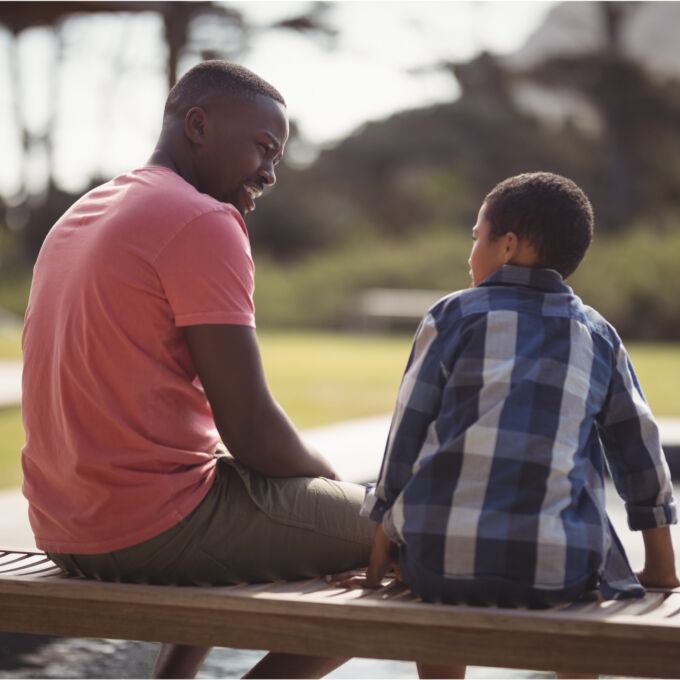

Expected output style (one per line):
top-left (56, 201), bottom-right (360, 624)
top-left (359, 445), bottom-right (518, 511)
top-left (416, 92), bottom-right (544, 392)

top-left (478, 264), bottom-right (572, 294)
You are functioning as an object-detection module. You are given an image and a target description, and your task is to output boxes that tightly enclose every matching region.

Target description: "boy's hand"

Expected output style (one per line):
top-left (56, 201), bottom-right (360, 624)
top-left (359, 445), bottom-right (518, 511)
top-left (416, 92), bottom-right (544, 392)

top-left (325, 522), bottom-right (401, 589)
top-left (635, 567), bottom-right (680, 589)
top-left (638, 526), bottom-right (680, 589)
top-left (325, 566), bottom-right (390, 589)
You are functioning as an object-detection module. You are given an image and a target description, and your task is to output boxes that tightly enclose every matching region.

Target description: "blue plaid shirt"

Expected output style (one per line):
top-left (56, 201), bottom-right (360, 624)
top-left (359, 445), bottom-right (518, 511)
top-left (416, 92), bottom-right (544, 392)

top-left (362, 265), bottom-right (676, 599)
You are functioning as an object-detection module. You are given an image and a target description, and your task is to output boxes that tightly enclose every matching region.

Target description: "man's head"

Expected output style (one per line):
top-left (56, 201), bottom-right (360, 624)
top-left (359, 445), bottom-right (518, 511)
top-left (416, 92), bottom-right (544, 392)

top-left (161, 60), bottom-right (289, 215)
top-left (468, 172), bottom-right (594, 285)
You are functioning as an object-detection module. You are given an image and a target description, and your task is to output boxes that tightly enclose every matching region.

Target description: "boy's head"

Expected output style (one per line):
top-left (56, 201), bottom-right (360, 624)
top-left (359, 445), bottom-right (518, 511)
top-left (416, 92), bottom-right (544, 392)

top-left (468, 172), bottom-right (594, 286)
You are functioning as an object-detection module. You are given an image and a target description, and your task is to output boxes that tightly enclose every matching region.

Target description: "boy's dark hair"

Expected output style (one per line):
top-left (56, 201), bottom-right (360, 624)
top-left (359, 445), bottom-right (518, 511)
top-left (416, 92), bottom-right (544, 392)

top-left (484, 172), bottom-right (594, 278)
top-left (164, 60), bottom-right (285, 118)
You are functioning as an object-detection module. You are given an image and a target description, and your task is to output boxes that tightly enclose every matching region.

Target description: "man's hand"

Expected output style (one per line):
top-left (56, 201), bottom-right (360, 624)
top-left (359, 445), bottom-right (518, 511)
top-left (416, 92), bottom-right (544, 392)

top-left (325, 522), bottom-right (400, 589)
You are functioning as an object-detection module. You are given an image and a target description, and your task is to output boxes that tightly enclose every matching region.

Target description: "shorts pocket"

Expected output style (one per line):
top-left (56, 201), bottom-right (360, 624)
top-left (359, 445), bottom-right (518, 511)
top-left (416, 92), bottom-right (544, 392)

top-left (217, 454), bottom-right (317, 531)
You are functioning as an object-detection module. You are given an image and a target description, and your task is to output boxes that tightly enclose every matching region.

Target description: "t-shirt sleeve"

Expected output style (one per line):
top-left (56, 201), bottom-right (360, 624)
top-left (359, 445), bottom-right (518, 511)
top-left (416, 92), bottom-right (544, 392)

top-left (154, 206), bottom-right (255, 328)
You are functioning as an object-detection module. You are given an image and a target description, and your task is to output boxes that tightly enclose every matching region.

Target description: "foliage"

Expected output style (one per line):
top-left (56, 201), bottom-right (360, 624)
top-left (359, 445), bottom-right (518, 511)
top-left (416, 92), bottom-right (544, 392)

top-left (253, 223), bottom-right (680, 342)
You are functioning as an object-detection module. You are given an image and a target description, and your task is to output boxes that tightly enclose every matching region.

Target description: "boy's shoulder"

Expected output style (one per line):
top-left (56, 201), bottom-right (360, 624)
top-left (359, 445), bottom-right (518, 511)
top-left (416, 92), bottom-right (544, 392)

top-left (426, 269), bottom-right (623, 351)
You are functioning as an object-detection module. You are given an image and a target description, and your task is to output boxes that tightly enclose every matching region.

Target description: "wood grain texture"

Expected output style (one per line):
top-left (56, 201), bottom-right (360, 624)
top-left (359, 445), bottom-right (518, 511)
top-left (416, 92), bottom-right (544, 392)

top-left (2, 550), bottom-right (680, 677)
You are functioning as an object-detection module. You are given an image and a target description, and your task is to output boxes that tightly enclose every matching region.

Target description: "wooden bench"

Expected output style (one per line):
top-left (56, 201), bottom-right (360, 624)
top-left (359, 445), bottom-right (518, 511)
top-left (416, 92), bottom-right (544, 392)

top-left (2, 549), bottom-right (680, 678)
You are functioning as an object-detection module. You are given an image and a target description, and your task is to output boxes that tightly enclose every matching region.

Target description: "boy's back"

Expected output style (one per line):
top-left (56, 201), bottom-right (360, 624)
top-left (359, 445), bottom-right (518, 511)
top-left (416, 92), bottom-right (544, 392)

top-left (365, 263), bottom-right (674, 600)
top-left (349, 173), bottom-right (677, 613)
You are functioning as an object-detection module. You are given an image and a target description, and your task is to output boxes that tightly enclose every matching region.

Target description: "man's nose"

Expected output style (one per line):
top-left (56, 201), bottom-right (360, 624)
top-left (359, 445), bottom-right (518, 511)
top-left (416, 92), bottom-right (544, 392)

top-left (259, 160), bottom-right (276, 187)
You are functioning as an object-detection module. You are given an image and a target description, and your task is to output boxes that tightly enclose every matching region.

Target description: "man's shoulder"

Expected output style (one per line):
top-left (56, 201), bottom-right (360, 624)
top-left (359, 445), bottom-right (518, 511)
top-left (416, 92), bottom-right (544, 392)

top-left (120, 166), bottom-right (242, 225)
top-left (69, 167), bottom-right (245, 246)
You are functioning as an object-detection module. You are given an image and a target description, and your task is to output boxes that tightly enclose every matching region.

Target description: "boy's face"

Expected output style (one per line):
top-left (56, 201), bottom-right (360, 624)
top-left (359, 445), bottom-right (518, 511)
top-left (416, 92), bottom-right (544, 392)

top-left (468, 202), bottom-right (542, 285)
top-left (468, 203), bottom-right (511, 286)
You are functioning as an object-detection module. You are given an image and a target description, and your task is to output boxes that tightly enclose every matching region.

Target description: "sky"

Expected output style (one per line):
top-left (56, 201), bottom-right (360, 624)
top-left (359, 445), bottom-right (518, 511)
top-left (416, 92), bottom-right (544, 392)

top-left (0, 1), bottom-right (557, 199)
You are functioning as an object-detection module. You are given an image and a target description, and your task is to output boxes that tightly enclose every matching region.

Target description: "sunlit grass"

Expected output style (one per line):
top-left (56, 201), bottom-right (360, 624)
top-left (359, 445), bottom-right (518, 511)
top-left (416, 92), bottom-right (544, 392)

top-left (0, 328), bottom-right (22, 360)
top-left (259, 331), bottom-right (409, 428)
top-left (1, 331), bottom-right (679, 491)
top-left (0, 407), bottom-right (24, 490)
top-left (626, 344), bottom-right (680, 419)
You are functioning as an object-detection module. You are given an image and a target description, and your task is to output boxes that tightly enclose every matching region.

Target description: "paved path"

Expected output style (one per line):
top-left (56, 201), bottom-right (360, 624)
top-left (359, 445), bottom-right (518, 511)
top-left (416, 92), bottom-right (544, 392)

top-left (0, 361), bottom-right (22, 408)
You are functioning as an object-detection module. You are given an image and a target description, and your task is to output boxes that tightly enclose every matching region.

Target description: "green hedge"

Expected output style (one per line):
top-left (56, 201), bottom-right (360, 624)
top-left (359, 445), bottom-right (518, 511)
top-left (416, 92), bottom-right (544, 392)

top-left (2, 226), bottom-right (679, 340)
top-left (254, 226), bottom-right (680, 340)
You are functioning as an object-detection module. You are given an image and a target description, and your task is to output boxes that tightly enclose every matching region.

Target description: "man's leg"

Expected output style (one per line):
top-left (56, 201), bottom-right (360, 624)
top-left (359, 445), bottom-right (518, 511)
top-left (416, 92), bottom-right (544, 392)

top-left (155, 457), bottom-right (374, 678)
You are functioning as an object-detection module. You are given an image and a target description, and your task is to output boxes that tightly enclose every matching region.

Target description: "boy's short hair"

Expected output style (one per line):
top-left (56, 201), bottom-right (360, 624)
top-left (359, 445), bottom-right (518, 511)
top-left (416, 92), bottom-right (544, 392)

top-left (484, 172), bottom-right (594, 278)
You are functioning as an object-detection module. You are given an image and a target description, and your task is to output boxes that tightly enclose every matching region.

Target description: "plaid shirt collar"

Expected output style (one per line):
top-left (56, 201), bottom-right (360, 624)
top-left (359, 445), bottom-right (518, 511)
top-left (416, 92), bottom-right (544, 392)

top-left (479, 265), bottom-right (571, 295)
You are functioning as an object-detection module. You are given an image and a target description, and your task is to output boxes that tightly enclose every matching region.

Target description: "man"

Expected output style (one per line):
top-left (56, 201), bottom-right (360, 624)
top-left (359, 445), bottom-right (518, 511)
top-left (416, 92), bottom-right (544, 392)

top-left (21, 61), bottom-right (372, 678)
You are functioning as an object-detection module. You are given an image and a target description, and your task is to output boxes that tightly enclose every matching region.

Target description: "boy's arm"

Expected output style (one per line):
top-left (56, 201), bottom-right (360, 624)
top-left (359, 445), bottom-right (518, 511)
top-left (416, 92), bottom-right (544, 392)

top-left (360, 313), bottom-right (442, 528)
top-left (598, 342), bottom-right (678, 581)
top-left (637, 526), bottom-right (680, 589)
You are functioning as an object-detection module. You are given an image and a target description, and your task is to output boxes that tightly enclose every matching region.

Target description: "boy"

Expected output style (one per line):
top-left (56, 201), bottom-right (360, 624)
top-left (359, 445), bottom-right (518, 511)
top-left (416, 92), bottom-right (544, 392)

top-left (329, 172), bottom-right (678, 678)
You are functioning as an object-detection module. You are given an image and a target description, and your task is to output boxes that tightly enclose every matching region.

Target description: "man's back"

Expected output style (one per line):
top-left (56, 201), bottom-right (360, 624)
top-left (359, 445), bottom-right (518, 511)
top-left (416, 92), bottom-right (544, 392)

top-left (21, 165), bottom-right (256, 554)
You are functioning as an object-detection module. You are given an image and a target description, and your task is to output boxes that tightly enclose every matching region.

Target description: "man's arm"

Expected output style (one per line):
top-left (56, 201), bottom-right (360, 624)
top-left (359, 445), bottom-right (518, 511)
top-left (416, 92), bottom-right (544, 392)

top-left (182, 323), bottom-right (339, 479)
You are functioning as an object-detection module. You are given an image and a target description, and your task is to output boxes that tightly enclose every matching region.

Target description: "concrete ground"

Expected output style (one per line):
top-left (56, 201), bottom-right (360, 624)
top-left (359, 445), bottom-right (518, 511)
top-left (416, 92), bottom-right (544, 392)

top-left (0, 361), bottom-right (21, 408)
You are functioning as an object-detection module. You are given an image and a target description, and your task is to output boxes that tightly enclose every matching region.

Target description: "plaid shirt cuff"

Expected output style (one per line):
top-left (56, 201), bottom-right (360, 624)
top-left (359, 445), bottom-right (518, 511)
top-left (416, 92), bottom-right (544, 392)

top-left (626, 499), bottom-right (677, 531)
top-left (360, 484), bottom-right (390, 522)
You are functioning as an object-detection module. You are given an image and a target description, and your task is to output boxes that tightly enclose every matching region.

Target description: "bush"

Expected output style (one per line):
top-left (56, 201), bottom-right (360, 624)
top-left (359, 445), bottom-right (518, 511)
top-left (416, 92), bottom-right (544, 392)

top-left (255, 224), bottom-right (680, 340)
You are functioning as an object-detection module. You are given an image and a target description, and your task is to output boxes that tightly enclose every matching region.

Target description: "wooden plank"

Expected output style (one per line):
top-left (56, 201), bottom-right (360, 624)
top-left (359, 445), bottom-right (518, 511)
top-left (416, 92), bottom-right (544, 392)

top-left (2, 591), bottom-right (680, 677)
top-left (2, 577), bottom-right (680, 643)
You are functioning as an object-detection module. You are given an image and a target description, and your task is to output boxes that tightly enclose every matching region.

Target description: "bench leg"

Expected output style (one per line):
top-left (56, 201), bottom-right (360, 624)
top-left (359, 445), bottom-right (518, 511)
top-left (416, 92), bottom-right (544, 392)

top-left (417, 662), bottom-right (466, 679)
top-left (242, 652), bottom-right (351, 678)
top-left (152, 644), bottom-right (350, 679)
top-left (152, 644), bottom-right (211, 678)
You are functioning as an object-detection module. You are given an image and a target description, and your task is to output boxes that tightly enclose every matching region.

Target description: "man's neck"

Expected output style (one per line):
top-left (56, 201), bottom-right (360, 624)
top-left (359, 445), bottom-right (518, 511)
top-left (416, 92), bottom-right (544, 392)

top-left (147, 130), bottom-right (201, 192)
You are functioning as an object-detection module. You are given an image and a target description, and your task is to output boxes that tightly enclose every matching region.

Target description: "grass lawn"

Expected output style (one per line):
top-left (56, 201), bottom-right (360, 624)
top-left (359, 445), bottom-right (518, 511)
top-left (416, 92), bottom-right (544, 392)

top-left (0, 407), bottom-right (24, 490)
top-left (1, 331), bottom-right (679, 490)
top-left (0, 328), bottom-right (22, 360)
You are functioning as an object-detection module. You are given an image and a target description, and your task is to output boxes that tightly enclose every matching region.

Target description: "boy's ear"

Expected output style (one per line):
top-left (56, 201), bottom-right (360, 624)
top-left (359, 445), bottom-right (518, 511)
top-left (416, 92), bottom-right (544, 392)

top-left (503, 232), bottom-right (520, 263)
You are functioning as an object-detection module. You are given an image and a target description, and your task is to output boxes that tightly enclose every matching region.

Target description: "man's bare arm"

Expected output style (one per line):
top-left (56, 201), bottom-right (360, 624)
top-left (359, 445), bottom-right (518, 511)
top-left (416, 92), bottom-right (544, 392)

top-left (182, 324), bottom-right (338, 479)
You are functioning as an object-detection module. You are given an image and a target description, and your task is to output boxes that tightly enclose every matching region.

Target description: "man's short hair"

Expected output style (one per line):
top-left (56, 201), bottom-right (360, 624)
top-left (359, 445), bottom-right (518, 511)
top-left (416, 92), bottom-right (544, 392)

top-left (484, 172), bottom-right (594, 278)
top-left (164, 60), bottom-right (285, 118)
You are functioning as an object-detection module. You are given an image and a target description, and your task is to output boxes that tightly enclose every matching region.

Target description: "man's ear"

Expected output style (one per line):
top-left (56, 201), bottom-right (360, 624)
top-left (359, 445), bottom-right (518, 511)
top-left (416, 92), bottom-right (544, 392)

top-left (503, 232), bottom-right (519, 263)
top-left (184, 107), bottom-right (208, 146)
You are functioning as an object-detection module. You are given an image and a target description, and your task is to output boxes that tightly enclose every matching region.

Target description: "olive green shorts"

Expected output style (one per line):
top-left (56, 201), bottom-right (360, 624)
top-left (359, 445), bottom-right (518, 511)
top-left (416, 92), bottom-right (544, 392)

top-left (47, 453), bottom-right (373, 585)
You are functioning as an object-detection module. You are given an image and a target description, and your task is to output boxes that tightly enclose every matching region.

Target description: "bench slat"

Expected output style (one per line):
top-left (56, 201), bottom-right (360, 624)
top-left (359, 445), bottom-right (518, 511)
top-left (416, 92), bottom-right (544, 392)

top-left (2, 549), bottom-right (680, 677)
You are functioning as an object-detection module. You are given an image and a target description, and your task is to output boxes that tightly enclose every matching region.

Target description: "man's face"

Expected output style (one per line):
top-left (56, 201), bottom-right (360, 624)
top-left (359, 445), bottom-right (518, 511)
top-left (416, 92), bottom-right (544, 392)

top-left (193, 93), bottom-right (289, 215)
top-left (468, 202), bottom-right (508, 286)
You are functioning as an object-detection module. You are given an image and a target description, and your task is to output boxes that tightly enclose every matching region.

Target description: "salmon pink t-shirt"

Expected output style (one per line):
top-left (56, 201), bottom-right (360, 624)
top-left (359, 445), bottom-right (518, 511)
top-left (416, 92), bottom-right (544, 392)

top-left (21, 165), bottom-right (255, 554)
